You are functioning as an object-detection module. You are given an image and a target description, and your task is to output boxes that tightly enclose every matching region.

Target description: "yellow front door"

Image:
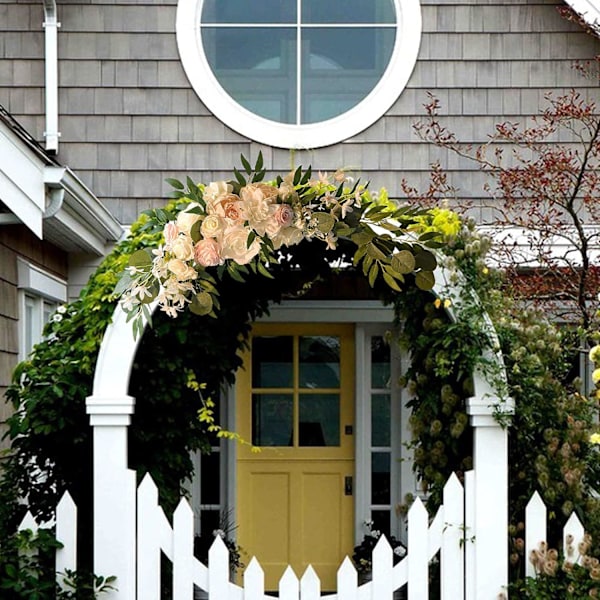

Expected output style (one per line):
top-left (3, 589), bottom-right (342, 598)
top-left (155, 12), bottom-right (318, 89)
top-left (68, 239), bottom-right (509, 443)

top-left (237, 323), bottom-right (355, 591)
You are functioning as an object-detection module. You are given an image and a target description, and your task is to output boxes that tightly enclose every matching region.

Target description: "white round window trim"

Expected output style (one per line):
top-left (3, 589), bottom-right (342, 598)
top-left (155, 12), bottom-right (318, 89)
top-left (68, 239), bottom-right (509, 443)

top-left (176, 0), bottom-right (422, 150)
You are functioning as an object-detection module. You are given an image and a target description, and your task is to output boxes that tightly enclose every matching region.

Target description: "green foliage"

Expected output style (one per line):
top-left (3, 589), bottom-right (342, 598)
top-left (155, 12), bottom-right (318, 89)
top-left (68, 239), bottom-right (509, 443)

top-left (0, 528), bottom-right (114, 599)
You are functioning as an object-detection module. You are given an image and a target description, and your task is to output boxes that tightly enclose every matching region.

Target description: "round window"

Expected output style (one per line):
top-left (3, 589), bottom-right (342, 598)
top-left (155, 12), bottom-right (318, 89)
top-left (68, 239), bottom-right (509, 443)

top-left (176, 0), bottom-right (421, 149)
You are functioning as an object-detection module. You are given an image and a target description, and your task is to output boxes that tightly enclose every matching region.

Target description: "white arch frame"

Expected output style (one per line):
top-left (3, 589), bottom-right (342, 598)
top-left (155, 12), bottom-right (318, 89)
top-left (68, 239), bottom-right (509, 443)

top-left (86, 260), bottom-right (514, 600)
top-left (175, 0), bottom-right (422, 149)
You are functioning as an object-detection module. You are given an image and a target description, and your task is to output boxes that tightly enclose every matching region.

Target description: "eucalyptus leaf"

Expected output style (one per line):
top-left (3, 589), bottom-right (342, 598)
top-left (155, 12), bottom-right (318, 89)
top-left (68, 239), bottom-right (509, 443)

top-left (189, 291), bottom-right (213, 316)
top-left (313, 212), bottom-right (335, 234)
top-left (129, 249), bottom-right (153, 269)
top-left (414, 249), bottom-right (438, 271)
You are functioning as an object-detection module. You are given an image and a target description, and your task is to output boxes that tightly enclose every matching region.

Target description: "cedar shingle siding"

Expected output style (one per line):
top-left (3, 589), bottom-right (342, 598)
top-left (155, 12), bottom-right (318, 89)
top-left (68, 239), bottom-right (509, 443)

top-left (1, 0), bottom-right (598, 226)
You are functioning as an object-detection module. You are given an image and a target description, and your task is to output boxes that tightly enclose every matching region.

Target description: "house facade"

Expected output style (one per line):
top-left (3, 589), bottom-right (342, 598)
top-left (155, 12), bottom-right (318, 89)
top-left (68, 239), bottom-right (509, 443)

top-left (1, 0), bottom-right (600, 591)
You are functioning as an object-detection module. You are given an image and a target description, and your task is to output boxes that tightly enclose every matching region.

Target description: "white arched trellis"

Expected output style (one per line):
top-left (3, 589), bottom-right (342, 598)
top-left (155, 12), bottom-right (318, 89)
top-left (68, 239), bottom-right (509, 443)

top-left (86, 261), bottom-right (514, 600)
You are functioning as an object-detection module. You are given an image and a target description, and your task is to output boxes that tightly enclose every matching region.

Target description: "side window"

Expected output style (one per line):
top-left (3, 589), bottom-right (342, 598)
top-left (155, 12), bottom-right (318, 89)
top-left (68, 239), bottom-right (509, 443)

top-left (176, 0), bottom-right (422, 148)
top-left (17, 260), bottom-right (67, 360)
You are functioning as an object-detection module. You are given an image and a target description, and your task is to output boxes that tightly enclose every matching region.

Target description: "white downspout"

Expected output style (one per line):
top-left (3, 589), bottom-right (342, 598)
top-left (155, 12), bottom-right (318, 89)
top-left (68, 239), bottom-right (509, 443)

top-left (42, 0), bottom-right (60, 153)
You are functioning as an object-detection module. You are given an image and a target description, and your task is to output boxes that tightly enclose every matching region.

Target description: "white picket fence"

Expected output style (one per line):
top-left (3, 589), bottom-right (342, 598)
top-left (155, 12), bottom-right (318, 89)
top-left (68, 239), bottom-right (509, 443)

top-left (16, 473), bottom-right (588, 599)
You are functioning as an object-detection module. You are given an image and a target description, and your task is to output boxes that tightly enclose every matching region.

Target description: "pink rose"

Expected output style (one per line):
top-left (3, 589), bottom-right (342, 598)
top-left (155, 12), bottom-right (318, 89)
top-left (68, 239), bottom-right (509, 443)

top-left (273, 204), bottom-right (294, 227)
top-left (194, 238), bottom-right (222, 267)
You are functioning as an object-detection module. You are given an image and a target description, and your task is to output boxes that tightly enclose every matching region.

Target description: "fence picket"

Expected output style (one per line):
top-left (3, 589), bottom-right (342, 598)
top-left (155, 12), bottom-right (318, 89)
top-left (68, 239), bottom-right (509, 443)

top-left (464, 470), bottom-right (475, 600)
top-left (173, 499), bottom-right (195, 600)
top-left (525, 491), bottom-right (546, 578)
top-left (407, 498), bottom-right (428, 600)
top-left (56, 492), bottom-right (77, 589)
top-left (441, 473), bottom-right (464, 600)
top-left (244, 557), bottom-right (265, 600)
top-left (208, 535), bottom-right (231, 599)
top-left (563, 512), bottom-right (585, 566)
top-left (337, 557), bottom-right (358, 600)
top-left (137, 474), bottom-right (162, 600)
top-left (279, 566), bottom-right (299, 600)
top-left (301, 565), bottom-right (320, 600)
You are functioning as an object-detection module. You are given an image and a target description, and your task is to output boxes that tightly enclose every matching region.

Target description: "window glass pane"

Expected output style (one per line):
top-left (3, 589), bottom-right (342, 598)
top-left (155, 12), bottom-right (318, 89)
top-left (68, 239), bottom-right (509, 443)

top-left (202, 0), bottom-right (296, 24)
top-left (371, 452), bottom-right (391, 504)
top-left (252, 393), bottom-right (293, 446)
top-left (299, 393), bottom-right (340, 446)
top-left (203, 28), bottom-right (297, 124)
top-left (301, 28), bottom-right (395, 123)
top-left (199, 509), bottom-right (220, 538)
top-left (371, 509), bottom-right (391, 540)
top-left (200, 452), bottom-right (220, 504)
top-left (371, 336), bottom-right (391, 388)
top-left (299, 336), bottom-right (340, 388)
top-left (371, 394), bottom-right (391, 447)
top-left (25, 296), bottom-right (36, 356)
top-left (252, 336), bottom-right (293, 387)
top-left (302, 0), bottom-right (395, 24)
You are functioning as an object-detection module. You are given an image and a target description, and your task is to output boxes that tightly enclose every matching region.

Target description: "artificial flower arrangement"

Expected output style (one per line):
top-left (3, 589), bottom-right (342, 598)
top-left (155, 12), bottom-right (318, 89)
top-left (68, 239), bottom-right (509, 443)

top-left (116, 154), bottom-right (442, 337)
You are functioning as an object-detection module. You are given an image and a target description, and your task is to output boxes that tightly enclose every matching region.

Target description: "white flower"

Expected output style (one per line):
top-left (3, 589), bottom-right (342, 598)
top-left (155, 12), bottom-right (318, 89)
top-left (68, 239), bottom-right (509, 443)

top-left (221, 226), bottom-right (261, 265)
top-left (167, 259), bottom-right (198, 281)
top-left (56, 305), bottom-right (67, 314)
top-left (52, 313), bottom-right (63, 323)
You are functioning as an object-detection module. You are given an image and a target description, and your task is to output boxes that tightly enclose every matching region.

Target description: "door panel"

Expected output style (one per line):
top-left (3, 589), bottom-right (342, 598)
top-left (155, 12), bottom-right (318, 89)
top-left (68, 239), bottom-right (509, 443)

top-left (237, 323), bottom-right (355, 590)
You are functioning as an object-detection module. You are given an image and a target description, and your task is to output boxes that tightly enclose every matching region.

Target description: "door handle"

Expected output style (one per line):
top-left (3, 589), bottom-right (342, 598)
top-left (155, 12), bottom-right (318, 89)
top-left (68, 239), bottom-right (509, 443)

top-left (344, 476), bottom-right (353, 496)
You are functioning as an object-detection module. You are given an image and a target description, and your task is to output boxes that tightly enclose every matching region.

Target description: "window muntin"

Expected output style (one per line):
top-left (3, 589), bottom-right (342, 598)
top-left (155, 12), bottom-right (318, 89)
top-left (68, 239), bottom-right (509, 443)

top-left (176, 0), bottom-right (422, 148)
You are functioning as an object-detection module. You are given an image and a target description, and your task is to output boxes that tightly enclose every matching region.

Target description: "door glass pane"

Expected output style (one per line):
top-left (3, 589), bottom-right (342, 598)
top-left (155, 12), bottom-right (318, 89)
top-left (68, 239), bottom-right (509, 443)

top-left (203, 28), bottom-right (297, 124)
top-left (252, 393), bottom-right (293, 446)
top-left (299, 336), bottom-right (340, 388)
top-left (371, 336), bottom-right (391, 388)
top-left (200, 452), bottom-right (220, 504)
top-left (299, 393), bottom-right (340, 446)
top-left (302, 0), bottom-right (395, 23)
top-left (371, 394), bottom-right (391, 447)
top-left (252, 336), bottom-right (293, 387)
top-left (301, 28), bottom-right (395, 123)
top-left (371, 452), bottom-right (391, 504)
top-left (202, 0), bottom-right (296, 24)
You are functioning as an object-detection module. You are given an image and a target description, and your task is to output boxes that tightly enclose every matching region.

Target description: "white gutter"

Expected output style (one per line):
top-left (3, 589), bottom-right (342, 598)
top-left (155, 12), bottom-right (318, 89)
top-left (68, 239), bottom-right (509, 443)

top-left (42, 0), bottom-right (60, 153)
top-left (564, 0), bottom-right (600, 29)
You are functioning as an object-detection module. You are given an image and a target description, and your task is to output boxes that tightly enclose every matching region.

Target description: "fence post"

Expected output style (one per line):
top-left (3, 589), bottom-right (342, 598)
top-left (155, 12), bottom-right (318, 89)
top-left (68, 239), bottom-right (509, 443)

top-left (466, 396), bottom-right (513, 599)
top-left (86, 395), bottom-right (137, 600)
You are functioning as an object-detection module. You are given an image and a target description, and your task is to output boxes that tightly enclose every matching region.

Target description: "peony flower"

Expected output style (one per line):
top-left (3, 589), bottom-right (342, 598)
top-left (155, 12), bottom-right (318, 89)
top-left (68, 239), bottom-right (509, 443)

top-left (221, 226), bottom-right (261, 265)
top-left (194, 238), bottom-right (222, 267)
top-left (204, 181), bottom-right (233, 207)
top-left (170, 235), bottom-right (195, 261)
top-left (176, 204), bottom-right (202, 235)
top-left (167, 258), bottom-right (198, 281)
top-left (201, 214), bottom-right (225, 239)
top-left (217, 194), bottom-right (245, 224)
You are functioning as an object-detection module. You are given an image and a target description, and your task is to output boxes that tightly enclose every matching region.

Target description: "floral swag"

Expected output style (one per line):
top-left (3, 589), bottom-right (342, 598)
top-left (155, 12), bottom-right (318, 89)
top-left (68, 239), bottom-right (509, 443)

top-left (117, 154), bottom-right (453, 335)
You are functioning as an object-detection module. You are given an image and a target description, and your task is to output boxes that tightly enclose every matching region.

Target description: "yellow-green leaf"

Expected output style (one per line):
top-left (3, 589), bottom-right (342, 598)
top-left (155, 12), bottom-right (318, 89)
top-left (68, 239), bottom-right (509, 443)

top-left (128, 249), bottom-right (152, 269)
top-left (415, 270), bottom-right (435, 291)
top-left (383, 271), bottom-right (402, 292)
top-left (366, 242), bottom-right (387, 261)
top-left (391, 250), bottom-right (416, 274)
top-left (368, 262), bottom-right (379, 287)
top-left (313, 212), bottom-right (335, 234)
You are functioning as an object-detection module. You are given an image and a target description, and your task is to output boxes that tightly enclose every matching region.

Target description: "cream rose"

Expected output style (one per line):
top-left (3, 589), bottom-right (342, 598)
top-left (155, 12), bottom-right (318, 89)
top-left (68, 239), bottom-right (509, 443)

top-left (167, 258), bottom-right (198, 280)
top-left (194, 238), bottom-right (222, 267)
top-left (170, 235), bottom-right (195, 261)
top-left (176, 204), bottom-right (201, 234)
top-left (201, 214), bottom-right (225, 239)
top-left (221, 226), bottom-right (261, 265)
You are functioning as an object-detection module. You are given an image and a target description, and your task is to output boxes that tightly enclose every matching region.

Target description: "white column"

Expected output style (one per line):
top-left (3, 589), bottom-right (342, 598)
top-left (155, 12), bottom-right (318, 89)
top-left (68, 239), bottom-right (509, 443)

top-left (466, 397), bottom-right (513, 599)
top-left (87, 395), bottom-right (137, 600)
